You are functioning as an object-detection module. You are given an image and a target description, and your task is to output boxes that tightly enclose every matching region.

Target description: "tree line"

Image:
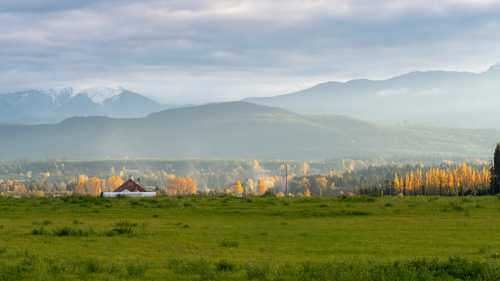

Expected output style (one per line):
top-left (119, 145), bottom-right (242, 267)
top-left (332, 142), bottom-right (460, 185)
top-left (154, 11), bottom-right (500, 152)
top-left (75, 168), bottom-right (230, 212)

top-left (1, 148), bottom-right (500, 197)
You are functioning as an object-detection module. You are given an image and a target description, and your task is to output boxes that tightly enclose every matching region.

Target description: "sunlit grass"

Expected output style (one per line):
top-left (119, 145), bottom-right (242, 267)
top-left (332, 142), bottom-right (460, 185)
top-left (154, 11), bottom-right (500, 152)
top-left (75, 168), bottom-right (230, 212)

top-left (1, 196), bottom-right (500, 280)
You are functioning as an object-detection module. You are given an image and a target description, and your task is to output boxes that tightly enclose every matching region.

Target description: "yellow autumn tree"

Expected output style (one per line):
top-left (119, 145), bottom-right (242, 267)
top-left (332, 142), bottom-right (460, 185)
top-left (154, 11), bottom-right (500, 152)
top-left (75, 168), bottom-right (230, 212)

top-left (257, 178), bottom-right (267, 195)
top-left (315, 176), bottom-right (328, 197)
top-left (393, 163), bottom-right (490, 196)
top-left (106, 175), bottom-right (124, 191)
top-left (233, 180), bottom-right (244, 195)
top-left (246, 178), bottom-right (255, 194)
top-left (86, 177), bottom-right (103, 197)
top-left (75, 175), bottom-right (88, 195)
top-left (167, 176), bottom-right (197, 196)
top-left (393, 174), bottom-right (400, 190)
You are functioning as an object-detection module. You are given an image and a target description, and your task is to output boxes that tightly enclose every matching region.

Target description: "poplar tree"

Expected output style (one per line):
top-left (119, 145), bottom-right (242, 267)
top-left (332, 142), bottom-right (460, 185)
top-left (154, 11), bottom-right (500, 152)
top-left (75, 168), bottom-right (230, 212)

top-left (491, 144), bottom-right (500, 194)
top-left (233, 180), bottom-right (244, 195)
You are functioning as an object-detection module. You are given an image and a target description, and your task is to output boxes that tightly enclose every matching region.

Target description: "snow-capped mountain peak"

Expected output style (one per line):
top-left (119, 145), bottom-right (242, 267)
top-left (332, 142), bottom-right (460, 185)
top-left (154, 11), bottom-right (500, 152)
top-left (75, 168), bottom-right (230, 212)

top-left (10, 87), bottom-right (75, 106)
top-left (487, 62), bottom-right (500, 73)
top-left (45, 87), bottom-right (76, 105)
top-left (0, 86), bottom-right (165, 124)
top-left (77, 87), bottom-right (124, 105)
top-left (6, 86), bottom-right (126, 105)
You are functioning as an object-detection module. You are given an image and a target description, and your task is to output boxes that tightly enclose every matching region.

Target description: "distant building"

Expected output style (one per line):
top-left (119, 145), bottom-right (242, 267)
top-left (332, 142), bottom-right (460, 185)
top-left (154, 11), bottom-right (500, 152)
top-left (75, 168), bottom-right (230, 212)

top-left (101, 179), bottom-right (156, 198)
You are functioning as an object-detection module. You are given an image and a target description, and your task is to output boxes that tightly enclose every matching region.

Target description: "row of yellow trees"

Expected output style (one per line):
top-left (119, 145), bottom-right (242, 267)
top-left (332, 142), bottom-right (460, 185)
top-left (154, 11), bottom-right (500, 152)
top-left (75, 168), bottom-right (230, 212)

top-left (75, 175), bottom-right (124, 196)
top-left (232, 178), bottom-right (268, 196)
top-left (74, 174), bottom-right (272, 197)
top-left (393, 163), bottom-right (491, 195)
top-left (75, 174), bottom-right (200, 197)
top-left (166, 175), bottom-right (197, 196)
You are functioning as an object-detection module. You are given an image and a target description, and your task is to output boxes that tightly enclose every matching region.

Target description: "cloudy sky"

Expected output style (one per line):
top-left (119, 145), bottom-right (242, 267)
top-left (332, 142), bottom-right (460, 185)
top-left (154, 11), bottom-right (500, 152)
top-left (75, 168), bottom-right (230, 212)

top-left (2, 0), bottom-right (500, 103)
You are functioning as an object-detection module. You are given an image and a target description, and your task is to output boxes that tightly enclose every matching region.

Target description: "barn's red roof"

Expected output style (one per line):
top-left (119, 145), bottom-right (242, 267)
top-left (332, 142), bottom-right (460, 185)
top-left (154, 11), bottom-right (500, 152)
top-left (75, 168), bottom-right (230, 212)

top-left (113, 179), bottom-right (146, 192)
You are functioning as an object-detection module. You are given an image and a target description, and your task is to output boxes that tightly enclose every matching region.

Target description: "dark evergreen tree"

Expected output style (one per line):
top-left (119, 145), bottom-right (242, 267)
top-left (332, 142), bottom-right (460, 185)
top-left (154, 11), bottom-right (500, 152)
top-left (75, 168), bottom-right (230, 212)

top-left (491, 144), bottom-right (500, 194)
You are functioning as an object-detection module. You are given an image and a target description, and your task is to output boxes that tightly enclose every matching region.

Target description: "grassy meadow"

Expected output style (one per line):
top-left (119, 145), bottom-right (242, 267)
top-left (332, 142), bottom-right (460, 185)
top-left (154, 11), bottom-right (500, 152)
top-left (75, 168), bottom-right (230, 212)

top-left (1, 196), bottom-right (500, 280)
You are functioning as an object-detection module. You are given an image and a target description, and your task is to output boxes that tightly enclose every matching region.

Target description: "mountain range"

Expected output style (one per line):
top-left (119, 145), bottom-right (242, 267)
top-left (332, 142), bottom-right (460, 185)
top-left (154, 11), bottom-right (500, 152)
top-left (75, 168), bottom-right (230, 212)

top-left (0, 102), bottom-right (498, 161)
top-left (2, 65), bottom-right (500, 161)
top-left (0, 87), bottom-right (166, 124)
top-left (4, 64), bottom-right (500, 129)
top-left (246, 64), bottom-right (500, 129)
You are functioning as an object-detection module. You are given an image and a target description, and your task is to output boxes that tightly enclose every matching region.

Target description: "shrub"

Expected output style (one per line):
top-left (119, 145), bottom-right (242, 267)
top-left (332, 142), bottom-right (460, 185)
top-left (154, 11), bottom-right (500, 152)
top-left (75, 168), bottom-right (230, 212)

top-left (52, 227), bottom-right (72, 236)
top-left (126, 263), bottom-right (148, 277)
top-left (115, 221), bottom-right (138, 228)
top-left (216, 260), bottom-right (235, 272)
top-left (219, 240), bottom-right (239, 248)
top-left (31, 227), bottom-right (47, 235)
top-left (52, 226), bottom-right (94, 237)
top-left (106, 221), bottom-right (138, 236)
top-left (84, 258), bottom-right (102, 273)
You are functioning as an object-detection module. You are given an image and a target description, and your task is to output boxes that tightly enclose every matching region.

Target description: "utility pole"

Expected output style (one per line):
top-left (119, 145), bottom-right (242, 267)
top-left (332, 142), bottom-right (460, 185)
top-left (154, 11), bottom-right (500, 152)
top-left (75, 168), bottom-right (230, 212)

top-left (284, 161), bottom-right (288, 196)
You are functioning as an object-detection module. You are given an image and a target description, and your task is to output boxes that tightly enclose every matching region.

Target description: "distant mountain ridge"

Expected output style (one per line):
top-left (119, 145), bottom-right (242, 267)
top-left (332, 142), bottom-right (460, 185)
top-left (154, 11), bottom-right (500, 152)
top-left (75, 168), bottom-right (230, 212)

top-left (245, 64), bottom-right (500, 129)
top-left (0, 101), bottom-right (498, 161)
top-left (0, 87), bottom-right (166, 124)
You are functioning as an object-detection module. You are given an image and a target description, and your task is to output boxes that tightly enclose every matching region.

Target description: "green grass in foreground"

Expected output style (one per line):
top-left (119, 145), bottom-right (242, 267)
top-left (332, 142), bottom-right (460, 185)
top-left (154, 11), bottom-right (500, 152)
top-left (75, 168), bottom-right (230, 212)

top-left (1, 196), bottom-right (500, 280)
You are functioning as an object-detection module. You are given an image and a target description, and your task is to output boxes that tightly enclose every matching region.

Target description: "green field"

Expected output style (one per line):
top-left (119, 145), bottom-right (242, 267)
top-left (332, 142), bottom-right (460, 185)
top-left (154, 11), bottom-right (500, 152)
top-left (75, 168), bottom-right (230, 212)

top-left (2, 196), bottom-right (500, 280)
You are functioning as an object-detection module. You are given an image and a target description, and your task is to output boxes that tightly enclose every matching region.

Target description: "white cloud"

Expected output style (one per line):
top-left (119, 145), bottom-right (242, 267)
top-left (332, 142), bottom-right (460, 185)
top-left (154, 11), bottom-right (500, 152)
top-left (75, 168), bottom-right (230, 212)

top-left (1, 0), bottom-right (500, 101)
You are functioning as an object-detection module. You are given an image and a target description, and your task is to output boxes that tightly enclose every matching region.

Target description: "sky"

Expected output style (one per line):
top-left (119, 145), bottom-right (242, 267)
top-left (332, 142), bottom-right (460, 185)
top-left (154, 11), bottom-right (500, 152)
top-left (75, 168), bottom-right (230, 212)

top-left (2, 0), bottom-right (500, 103)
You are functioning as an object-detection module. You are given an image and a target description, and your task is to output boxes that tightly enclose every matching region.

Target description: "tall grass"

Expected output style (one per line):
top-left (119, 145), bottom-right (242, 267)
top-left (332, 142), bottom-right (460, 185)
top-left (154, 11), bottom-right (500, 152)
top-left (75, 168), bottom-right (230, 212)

top-left (106, 221), bottom-right (138, 236)
top-left (4, 254), bottom-right (494, 280)
top-left (52, 226), bottom-right (94, 237)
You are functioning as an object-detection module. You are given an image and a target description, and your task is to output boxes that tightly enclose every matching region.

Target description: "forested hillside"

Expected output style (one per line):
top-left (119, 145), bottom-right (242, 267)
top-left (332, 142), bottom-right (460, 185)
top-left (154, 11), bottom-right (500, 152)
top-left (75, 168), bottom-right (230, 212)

top-left (0, 102), bottom-right (498, 160)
